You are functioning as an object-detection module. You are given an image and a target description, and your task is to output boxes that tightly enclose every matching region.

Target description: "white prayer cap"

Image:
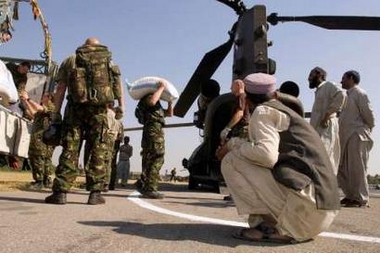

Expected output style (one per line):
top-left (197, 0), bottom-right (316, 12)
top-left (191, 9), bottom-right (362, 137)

top-left (244, 73), bottom-right (276, 95)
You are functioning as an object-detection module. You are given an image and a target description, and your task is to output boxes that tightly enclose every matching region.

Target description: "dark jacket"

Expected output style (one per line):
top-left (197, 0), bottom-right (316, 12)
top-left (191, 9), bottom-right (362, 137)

top-left (265, 99), bottom-right (340, 211)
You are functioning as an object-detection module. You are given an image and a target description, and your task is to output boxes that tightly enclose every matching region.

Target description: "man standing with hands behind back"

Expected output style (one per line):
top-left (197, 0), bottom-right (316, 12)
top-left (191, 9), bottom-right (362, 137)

top-left (116, 136), bottom-right (133, 187)
top-left (308, 67), bottom-right (345, 175)
top-left (338, 70), bottom-right (375, 208)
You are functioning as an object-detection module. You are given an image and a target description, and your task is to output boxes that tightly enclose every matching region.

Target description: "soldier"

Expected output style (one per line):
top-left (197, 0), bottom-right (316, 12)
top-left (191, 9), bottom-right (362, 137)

top-left (134, 81), bottom-right (173, 199)
top-left (169, 167), bottom-right (176, 182)
top-left (5, 61), bottom-right (31, 93)
top-left (5, 61), bottom-right (31, 170)
top-left (218, 79), bottom-right (251, 201)
top-left (219, 79), bottom-right (251, 144)
top-left (106, 104), bottom-right (124, 190)
top-left (277, 81), bottom-right (304, 117)
top-left (84, 103), bottom-right (124, 191)
top-left (20, 91), bottom-right (55, 188)
top-left (279, 81), bottom-right (300, 98)
top-left (6, 61), bottom-right (32, 119)
top-left (45, 37), bottom-right (124, 205)
top-left (195, 79), bottom-right (220, 128)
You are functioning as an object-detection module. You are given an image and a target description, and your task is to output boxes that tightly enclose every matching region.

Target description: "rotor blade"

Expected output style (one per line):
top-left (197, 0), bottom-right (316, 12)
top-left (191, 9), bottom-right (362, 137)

top-left (215, 0), bottom-right (247, 15)
top-left (268, 13), bottom-right (380, 30)
top-left (174, 39), bottom-right (233, 117)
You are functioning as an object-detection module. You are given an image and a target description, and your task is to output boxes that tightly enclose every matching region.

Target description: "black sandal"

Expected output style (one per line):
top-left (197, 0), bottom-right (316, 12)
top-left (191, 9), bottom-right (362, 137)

top-left (232, 227), bottom-right (297, 244)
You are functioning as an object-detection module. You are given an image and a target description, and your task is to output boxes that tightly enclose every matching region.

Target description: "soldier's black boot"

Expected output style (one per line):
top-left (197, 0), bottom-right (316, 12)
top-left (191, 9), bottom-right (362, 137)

top-left (134, 179), bottom-right (145, 194)
top-left (30, 180), bottom-right (44, 190)
top-left (43, 176), bottom-right (52, 188)
top-left (87, 191), bottom-right (106, 205)
top-left (45, 191), bottom-right (67, 205)
top-left (141, 190), bottom-right (164, 199)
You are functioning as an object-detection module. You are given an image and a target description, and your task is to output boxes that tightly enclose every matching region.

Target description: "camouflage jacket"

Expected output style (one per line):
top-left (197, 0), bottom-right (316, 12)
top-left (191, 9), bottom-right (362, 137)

top-left (137, 94), bottom-right (165, 125)
top-left (29, 101), bottom-right (55, 155)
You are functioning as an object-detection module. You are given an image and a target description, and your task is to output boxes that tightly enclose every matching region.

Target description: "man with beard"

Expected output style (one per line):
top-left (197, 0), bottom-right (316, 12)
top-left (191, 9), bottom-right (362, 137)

top-left (308, 67), bottom-right (345, 175)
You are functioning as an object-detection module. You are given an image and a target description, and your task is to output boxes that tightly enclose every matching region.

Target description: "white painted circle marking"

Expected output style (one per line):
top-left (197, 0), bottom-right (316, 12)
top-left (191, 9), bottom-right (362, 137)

top-left (128, 191), bottom-right (380, 244)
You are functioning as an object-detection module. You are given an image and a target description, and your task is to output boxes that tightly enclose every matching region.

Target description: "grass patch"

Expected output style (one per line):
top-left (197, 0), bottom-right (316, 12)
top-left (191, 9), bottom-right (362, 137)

top-left (0, 169), bottom-right (86, 192)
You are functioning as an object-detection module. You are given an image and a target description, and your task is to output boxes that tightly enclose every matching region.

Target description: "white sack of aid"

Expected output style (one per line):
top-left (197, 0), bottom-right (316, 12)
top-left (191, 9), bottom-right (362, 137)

top-left (126, 76), bottom-right (179, 102)
top-left (0, 60), bottom-right (19, 106)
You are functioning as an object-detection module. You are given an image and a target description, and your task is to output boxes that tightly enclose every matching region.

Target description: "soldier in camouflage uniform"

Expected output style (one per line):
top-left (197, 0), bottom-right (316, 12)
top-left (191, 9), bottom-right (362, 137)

top-left (20, 91), bottom-right (55, 188)
top-left (217, 79), bottom-right (251, 201)
top-left (134, 81), bottom-right (173, 199)
top-left (45, 37), bottom-right (124, 205)
top-left (6, 61), bottom-right (33, 120)
top-left (219, 79), bottom-right (251, 144)
top-left (83, 103), bottom-right (124, 191)
top-left (5, 61), bottom-right (32, 169)
top-left (5, 61), bottom-right (31, 93)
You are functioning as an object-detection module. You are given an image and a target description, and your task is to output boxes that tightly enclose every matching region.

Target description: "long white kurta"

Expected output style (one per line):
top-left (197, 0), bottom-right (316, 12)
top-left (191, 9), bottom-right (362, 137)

top-left (310, 81), bottom-right (345, 175)
top-left (222, 104), bottom-right (338, 242)
top-left (338, 86), bottom-right (375, 203)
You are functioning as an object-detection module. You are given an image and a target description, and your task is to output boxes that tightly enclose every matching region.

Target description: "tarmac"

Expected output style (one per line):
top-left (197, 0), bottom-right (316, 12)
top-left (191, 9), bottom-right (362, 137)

top-left (0, 182), bottom-right (379, 253)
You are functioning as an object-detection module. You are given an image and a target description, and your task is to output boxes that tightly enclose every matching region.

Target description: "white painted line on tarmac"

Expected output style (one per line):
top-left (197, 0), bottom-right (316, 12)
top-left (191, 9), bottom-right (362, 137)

top-left (128, 191), bottom-right (380, 244)
top-left (320, 232), bottom-right (380, 243)
top-left (128, 191), bottom-right (247, 227)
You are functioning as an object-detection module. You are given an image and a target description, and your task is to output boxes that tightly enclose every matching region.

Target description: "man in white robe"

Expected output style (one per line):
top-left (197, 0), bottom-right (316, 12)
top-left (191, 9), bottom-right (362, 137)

top-left (308, 67), bottom-right (345, 175)
top-left (338, 70), bottom-right (375, 208)
top-left (217, 73), bottom-right (339, 243)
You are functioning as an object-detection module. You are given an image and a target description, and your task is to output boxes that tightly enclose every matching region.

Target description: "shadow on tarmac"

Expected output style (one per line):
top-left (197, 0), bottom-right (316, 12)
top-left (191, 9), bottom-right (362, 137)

top-left (78, 221), bottom-right (285, 247)
top-left (0, 195), bottom-right (45, 204)
top-left (0, 195), bottom-right (93, 205)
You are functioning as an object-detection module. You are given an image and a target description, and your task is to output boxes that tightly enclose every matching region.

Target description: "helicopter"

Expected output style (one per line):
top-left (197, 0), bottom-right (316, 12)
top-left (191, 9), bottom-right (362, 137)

top-left (173, 0), bottom-right (380, 192)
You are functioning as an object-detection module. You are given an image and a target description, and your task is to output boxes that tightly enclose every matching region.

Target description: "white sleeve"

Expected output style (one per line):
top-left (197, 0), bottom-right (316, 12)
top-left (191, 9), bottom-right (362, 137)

top-left (233, 105), bottom-right (290, 169)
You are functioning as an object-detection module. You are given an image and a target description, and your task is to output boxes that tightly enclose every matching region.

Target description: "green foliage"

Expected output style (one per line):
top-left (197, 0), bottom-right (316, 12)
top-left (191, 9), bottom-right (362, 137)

top-left (368, 174), bottom-right (380, 185)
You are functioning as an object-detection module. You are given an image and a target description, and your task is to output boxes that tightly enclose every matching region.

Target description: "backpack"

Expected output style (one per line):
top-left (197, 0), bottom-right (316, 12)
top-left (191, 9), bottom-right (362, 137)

top-left (70, 44), bottom-right (115, 105)
top-left (135, 99), bottom-right (146, 125)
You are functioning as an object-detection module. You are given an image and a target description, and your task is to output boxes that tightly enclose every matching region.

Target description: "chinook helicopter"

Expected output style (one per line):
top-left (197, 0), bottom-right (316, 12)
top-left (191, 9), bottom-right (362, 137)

top-left (173, 0), bottom-right (380, 192)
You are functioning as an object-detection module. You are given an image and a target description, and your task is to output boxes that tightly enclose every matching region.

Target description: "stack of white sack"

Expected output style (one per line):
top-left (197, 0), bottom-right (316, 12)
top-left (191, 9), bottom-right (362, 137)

top-left (0, 60), bottom-right (19, 106)
top-left (126, 76), bottom-right (179, 102)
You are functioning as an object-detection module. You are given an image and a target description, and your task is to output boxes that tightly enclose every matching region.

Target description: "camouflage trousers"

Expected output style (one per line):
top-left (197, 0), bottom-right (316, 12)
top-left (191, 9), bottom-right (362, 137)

top-left (29, 152), bottom-right (54, 182)
top-left (83, 128), bottom-right (116, 187)
top-left (29, 129), bottom-right (55, 182)
top-left (52, 104), bottom-right (110, 192)
top-left (140, 123), bottom-right (165, 192)
top-left (141, 150), bottom-right (164, 192)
